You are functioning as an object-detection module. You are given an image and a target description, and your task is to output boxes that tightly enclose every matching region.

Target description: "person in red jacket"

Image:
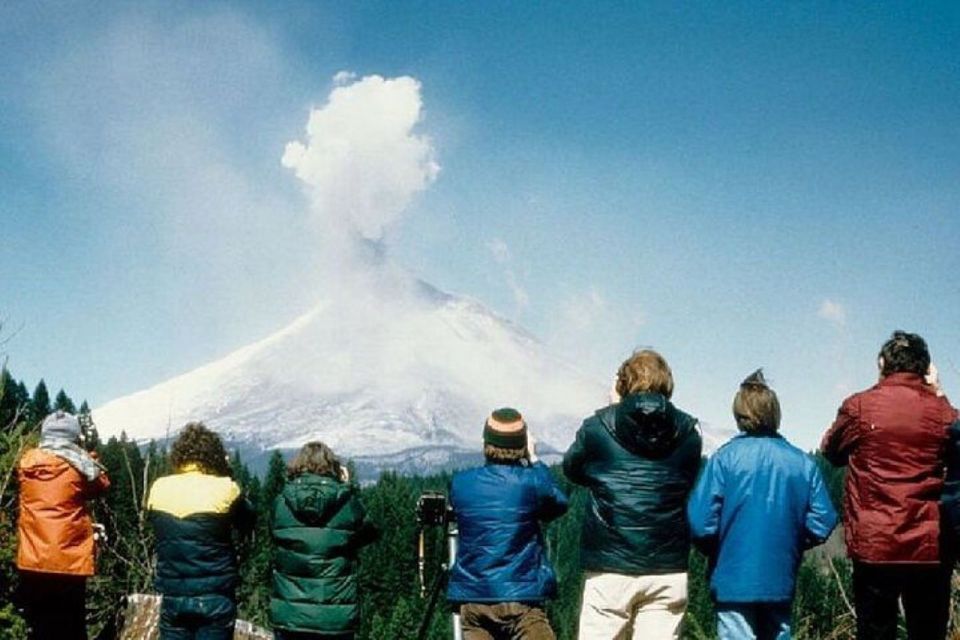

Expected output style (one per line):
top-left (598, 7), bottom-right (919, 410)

top-left (820, 331), bottom-right (958, 640)
top-left (16, 410), bottom-right (110, 640)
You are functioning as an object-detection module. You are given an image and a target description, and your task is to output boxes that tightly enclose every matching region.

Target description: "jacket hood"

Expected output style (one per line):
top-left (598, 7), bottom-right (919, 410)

top-left (601, 392), bottom-right (697, 457)
top-left (283, 474), bottom-right (352, 526)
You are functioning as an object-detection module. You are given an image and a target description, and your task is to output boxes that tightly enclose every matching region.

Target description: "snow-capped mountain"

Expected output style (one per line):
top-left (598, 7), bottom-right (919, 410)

top-left (94, 268), bottom-right (608, 471)
top-left (94, 265), bottom-right (731, 475)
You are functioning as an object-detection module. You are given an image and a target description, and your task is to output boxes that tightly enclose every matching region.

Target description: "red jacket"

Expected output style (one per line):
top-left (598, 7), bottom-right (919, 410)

top-left (821, 373), bottom-right (958, 564)
top-left (17, 448), bottom-right (110, 576)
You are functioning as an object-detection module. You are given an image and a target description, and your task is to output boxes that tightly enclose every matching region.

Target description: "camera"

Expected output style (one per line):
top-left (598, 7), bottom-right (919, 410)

top-left (416, 491), bottom-right (450, 527)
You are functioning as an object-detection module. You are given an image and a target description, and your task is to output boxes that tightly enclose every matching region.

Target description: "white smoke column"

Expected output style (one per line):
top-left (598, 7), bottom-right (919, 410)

top-left (282, 74), bottom-right (440, 241)
top-left (93, 72), bottom-right (613, 456)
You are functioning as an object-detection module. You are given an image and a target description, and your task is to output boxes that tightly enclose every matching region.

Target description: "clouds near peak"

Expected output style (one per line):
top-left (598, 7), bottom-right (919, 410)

top-left (485, 238), bottom-right (529, 310)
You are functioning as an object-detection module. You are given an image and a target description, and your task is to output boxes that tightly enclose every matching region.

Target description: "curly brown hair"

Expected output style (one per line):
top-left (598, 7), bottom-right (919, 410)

top-left (169, 422), bottom-right (232, 477)
top-left (287, 441), bottom-right (343, 480)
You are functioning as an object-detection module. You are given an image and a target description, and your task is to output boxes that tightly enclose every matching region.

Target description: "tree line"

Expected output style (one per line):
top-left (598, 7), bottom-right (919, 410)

top-left (0, 364), bottom-right (906, 639)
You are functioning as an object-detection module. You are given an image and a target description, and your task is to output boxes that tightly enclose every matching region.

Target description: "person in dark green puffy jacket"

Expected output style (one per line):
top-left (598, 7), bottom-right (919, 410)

top-left (270, 442), bottom-right (379, 640)
top-left (563, 349), bottom-right (702, 640)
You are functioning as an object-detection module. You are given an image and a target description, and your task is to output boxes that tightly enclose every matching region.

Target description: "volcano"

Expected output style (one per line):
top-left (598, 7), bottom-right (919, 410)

top-left (93, 267), bottom-right (613, 473)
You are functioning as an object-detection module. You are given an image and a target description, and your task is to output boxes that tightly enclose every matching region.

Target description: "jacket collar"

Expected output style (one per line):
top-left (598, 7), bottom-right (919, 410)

top-left (877, 372), bottom-right (926, 390)
top-left (733, 430), bottom-right (783, 440)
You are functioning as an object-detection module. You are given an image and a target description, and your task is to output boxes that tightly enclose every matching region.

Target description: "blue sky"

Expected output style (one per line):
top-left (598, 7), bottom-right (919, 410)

top-left (1, 1), bottom-right (957, 449)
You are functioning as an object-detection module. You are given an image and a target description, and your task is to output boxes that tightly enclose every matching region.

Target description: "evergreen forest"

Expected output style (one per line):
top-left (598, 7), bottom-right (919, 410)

top-left (0, 364), bottom-right (954, 639)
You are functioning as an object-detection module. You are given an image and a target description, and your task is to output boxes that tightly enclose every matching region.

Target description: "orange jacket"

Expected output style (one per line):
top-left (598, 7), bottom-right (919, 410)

top-left (16, 447), bottom-right (110, 576)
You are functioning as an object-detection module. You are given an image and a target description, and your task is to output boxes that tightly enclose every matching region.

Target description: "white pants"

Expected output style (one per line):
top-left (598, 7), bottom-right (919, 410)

top-left (577, 571), bottom-right (688, 640)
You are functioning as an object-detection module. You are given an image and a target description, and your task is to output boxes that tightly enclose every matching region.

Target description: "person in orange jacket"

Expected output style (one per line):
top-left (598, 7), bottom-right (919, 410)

top-left (16, 410), bottom-right (110, 640)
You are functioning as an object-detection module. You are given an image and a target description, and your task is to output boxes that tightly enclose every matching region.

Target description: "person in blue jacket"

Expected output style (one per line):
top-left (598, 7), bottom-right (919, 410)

top-left (687, 370), bottom-right (838, 640)
top-left (447, 408), bottom-right (569, 639)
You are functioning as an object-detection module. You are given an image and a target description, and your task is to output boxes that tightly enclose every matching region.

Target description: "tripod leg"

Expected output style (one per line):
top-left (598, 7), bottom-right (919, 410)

top-left (418, 530), bottom-right (427, 598)
top-left (448, 526), bottom-right (462, 640)
top-left (416, 565), bottom-right (448, 640)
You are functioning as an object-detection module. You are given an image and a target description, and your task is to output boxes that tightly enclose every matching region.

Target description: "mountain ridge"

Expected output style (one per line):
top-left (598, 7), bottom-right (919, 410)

top-left (94, 272), bottom-right (607, 464)
top-left (94, 269), bottom-right (732, 474)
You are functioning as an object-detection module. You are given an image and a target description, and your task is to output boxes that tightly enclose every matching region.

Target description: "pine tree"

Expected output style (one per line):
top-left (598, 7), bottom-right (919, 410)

top-left (54, 389), bottom-right (76, 414)
top-left (236, 450), bottom-right (285, 627)
top-left (0, 368), bottom-right (30, 640)
top-left (16, 382), bottom-right (28, 412)
top-left (346, 458), bottom-right (359, 488)
top-left (79, 401), bottom-right (101, 450)
top-left (384, 596), bottom-right (419, 638)
top-left (262, 450), bottom-right (287, 508)
top-left (0, 370), bottom-right (26, 429)
top-left (30, 380), bottom-right (50, 423)
top-left (231, 451), bottom-right (247, 486)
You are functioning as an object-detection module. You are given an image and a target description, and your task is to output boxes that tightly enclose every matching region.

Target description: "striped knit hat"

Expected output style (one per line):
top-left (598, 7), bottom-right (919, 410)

top-left (483, 407), bottom-right (527, 450)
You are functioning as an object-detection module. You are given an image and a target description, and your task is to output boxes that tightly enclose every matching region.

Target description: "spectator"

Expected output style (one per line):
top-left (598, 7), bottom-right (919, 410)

top-left (688, 369), bottom-right (837, 640)
top-left (16, 410), bottom-right (110, 640)
top-left (147, 422), bottom-right (254, 640)
top-left (821, 331), bottom-right (958, 640)
top-left (447, 408), bottom-right (569, 640)
top-left (563, 349), bottom-right (702, 640)
top-left (270, 441), bottom-right (378, 640)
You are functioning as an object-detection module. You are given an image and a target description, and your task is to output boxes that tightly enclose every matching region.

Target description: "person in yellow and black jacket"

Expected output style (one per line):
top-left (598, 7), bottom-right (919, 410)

top-left (147, 422), bottom-right (255, 640)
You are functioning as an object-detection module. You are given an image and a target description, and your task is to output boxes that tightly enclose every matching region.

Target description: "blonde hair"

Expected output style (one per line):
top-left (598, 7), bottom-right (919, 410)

top-left (616, 349), bottom-right (674, 399)
top-left (287, 441), bottom-right (343, 480)
top-left (732, 374), bottom-right (781, 434)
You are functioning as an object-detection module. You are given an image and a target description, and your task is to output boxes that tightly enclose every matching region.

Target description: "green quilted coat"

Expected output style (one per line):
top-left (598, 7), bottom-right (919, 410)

top-left (270, 473), bottom-right (378, 635)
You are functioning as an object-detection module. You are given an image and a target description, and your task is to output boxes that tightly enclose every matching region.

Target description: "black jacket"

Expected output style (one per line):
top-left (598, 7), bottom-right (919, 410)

top-left (563, 393), bottom-right (702, 574)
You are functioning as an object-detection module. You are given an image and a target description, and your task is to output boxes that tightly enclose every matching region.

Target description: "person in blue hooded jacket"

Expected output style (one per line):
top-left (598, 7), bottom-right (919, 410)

top-left (687, 370), bottom-right (838, 640)
top-left (447, 408), bottom-right (569, 639)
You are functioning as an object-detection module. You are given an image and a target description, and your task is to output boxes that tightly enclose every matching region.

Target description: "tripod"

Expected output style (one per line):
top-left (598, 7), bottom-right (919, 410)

top-left (416, 519), bottom-right (462, 640)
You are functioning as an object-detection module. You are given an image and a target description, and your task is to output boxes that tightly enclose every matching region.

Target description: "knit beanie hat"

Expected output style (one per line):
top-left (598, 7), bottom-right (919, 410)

top-left (483, 408), bottom-right (527, 450)
top-left (41, 410), bottom-right (81, 443)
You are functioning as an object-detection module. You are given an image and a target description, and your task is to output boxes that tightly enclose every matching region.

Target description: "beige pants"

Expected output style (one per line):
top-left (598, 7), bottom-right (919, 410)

top-left (577, 571), bottom-right (688, 640)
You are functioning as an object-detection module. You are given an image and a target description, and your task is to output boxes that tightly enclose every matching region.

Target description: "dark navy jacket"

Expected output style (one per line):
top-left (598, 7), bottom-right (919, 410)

top-left (940, 420), bottom-right (960, 552)
top-left (687, 433), bottom-right (838, 603)
top-left (446, 461), bottom-right (568, 604)
top-left (147, 467), bottom-right (255, 597)
top-left (563, 393), bottom-right (702, 575)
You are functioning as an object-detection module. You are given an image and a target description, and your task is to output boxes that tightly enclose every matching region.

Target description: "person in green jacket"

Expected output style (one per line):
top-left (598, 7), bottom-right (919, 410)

top-left (270, 442), bottom-right (379, 640)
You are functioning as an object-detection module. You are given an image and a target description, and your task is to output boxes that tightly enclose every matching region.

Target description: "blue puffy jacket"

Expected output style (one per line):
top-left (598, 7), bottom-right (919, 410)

top-left (687, 433), bottom-right (838, 603)
top-left (447, 461), bottom-right (569, 604)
